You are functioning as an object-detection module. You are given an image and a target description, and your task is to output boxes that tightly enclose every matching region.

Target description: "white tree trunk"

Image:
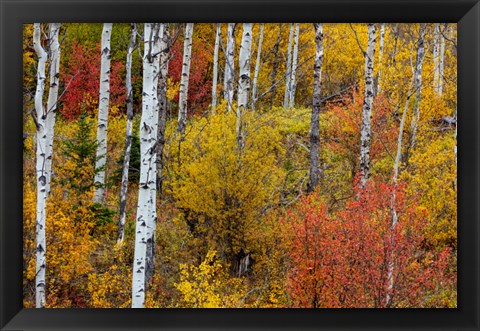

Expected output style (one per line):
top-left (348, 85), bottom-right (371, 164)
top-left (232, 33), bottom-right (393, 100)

top-left (454, 107), bottom-right (457, 165)
top-left (177, 23), bottom-right (194, 135)
top-left (433, 23), bottom-right (440, 94)
top-left (307, 23), bottom-right (324, 193)
top-left (211, 23), bottom-right (221, 113)
top-left (118, 23), bottom-right (137, 244)
top-left (146, 23), bottom-right (165, 285)
top-left (224, 23), bottom-right (236, 111)
top-left (44, 23), bottom-right (61, 196)
top-left (438, 23), bottom-right (446, 96)
top-left (157, 23), bottom-right (170, 194)
top-left (33, 23), bottom-right (48, 308)
top-left (236, 23), bottom-right (253, 150)
top-left (269, 24), bottom-right (282, 108)
top-left (288, 23), bottom-right (300, 108)
top-left (251, 23), bottom-right (264, 111)
top-left (409, 24), bottom-right (426, 152)
top-left (94, 23), bottom-right (113, 203)
top-left (376, 23), bottom-right (385, 94)
top-left (359, 23), bottom-right (376, 189)
top-left (283, 24), bottom-right (294, 110)
top-left (132, 23), bottom-right (162, 308)
top-left (386, 91), bottom-right (412, 307)
top-left (386, 25), bottom-right (426, 307)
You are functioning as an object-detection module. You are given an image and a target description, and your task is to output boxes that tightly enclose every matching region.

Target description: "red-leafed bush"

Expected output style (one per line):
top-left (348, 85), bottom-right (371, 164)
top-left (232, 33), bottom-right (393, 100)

top-left (60, 41), bottom-right (126, 121)
top-left (169, 34), bottom-right (212, 114)
top-left (324, 89), bottom-right (398, 175)
top-left (284, 179), bottom-right (456, 308)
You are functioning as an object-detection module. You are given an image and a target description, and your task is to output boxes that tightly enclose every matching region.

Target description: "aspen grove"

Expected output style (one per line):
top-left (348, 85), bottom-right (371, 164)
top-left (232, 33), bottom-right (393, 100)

top-left (23, 23), bottom-right (457, 308)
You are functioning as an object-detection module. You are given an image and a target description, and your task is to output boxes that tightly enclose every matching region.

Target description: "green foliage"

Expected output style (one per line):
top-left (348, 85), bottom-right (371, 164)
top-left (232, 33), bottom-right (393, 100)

top-left (112, 132), bottom-right (141, 184)
top-left (57, 114), bottom-right (115, 232)
top-left (89, 202), bottom-right (117, 229)
top-left (58, 114), bottom-right (102, 194)
top-left (23, 23), bottom-right (458, 308)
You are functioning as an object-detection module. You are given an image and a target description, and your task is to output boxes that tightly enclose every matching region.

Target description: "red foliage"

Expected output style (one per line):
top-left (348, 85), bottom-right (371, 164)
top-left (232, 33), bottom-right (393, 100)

top-left (284, 179), bottom-right (455, 308)
top-left (324, 89), bottom-right (398, 176)
top-left (60, 41), bottom-right (126, 121)
top-left (169, 32), bottom-right (212, 114)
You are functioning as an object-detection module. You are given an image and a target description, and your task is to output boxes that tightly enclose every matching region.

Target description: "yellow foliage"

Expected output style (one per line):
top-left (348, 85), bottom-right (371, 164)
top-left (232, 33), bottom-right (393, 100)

top-left (167, 77), bottom-right (180, 101)
top-left (22, 22), bottom-right (457, 308)
top-left (87, 264), bottom-right (132, 308)
top-left (401, 132), bottom-right (457, 249)
top-left (166, 110), bottom-right (285, 260)
top-left (175, 250), bottom-right (245, 308)
top-left (23, 24), bottom-right (36, 90)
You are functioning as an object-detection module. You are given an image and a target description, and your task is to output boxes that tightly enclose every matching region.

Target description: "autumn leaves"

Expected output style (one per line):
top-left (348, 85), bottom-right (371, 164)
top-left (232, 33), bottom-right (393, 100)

top-left (25, 23), bottom-right (456, 308)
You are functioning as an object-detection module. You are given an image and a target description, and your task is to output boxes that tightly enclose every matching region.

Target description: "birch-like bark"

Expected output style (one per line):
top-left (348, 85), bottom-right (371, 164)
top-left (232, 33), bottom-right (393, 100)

top-left (146, 23), bottom-right (164, 287)
top-left (409, 24), bottom-right (426, 152)
top-left (251, 23), bottom-right (264, 111)
top-left (359, 23), bottom-right (376, 189)
top-left (386, 89), bottom-right (412, 307)
top-left (132, 23), bottom-right (162, 308)
top-left (433, 24), bottom-right (440, 94)
top-left (438, 23), bottom-right (446, 96)
top-left (236, 23), bottom-right (253, 151)
top-left (177, 23), bottom-right (194, 135)
top-left (34, 23), bottom-right (48, 308)
top-left (94, 23), bottom-right (113, 203)
top-left (157, 23), bottom-right (170, 194)
top-left (307, 23), bottom-right (324, 193)
top-left (288, 23), bottom-right (300, 108)
top-left (118, 23), bottom-right (137, 244)
top-left (211, 23), bottom-right (221, 113)
top-left (376, 23), bottom-right (385, 94)
top-left (454, 108), bottom-right (457, 165)
top-left (283, 24), bottom-right (294, 110)
top-left (270, 24), bottom-right (282, 108)
top-left (223, 23), bottom-right (236, 111)
top-left (44, 23), bottom-right (61, 195)
top-left (386, 26), bottom-right (426, 307)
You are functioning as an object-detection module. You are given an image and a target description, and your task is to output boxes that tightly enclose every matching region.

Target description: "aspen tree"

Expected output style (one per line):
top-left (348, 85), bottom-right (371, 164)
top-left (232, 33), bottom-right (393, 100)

top-left (224, 23), bottom-right (236, 111)
top-left (433, 24), bottom-right (440, 94)
top-left (409, 24), bottom-right (426, 152)
top-left (283, 23), bottom-right (294, 110)
top-left (438, 23), bottom-right (446, 96)
top-left (118, 23), bottom-right (136, 244)
top-left (132, 23), bottom-right (162, 308)
top-left (251, 23), bottom-right (264, 111)
top-left (376, 23), bottom-right (385, 94)
top-left (386, 24), bottom-right (426, 307)
top-left (359, 23), bottom-right (376, 189)
top-left (387, 83), bottom-right (414, 306)
top-left (270, 24), bottom-right (282, 108)
top-left (34, 23), bottom-right (61, 308)
top-left (157, 23), bottom-right (170, 193)
top-left (433, 23), bottom-right (446, 96)
top-left (94, 23), bottom-right (112, 203)
top-left (33, 22), bottom-right (48, 309)
top-left (211, 23), bottom-right (221, 113)
top-left (236, 23), bottom-right (253, 151)
top-left (288, 23), bottom-right (300, 108)
top-left (44, 23), bottom-right (61, 195)
top-left (307, 23), bottom-right (324, 193)
top-left (177, 23), bottom-right (194, 135)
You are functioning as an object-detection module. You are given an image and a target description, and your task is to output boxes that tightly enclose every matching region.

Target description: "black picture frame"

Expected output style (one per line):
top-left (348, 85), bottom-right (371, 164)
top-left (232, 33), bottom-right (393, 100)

top-left (1, 0), bottom-right (478, 330)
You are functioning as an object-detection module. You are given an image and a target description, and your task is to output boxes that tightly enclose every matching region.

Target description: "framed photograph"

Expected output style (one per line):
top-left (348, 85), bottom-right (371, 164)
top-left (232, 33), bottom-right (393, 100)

top-left (1, 0), bottom-right (479, 330)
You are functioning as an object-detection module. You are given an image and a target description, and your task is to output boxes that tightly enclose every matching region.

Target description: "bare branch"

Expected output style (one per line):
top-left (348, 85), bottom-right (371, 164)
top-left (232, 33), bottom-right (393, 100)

top-left (349, 23), bottom-right (366, 56)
